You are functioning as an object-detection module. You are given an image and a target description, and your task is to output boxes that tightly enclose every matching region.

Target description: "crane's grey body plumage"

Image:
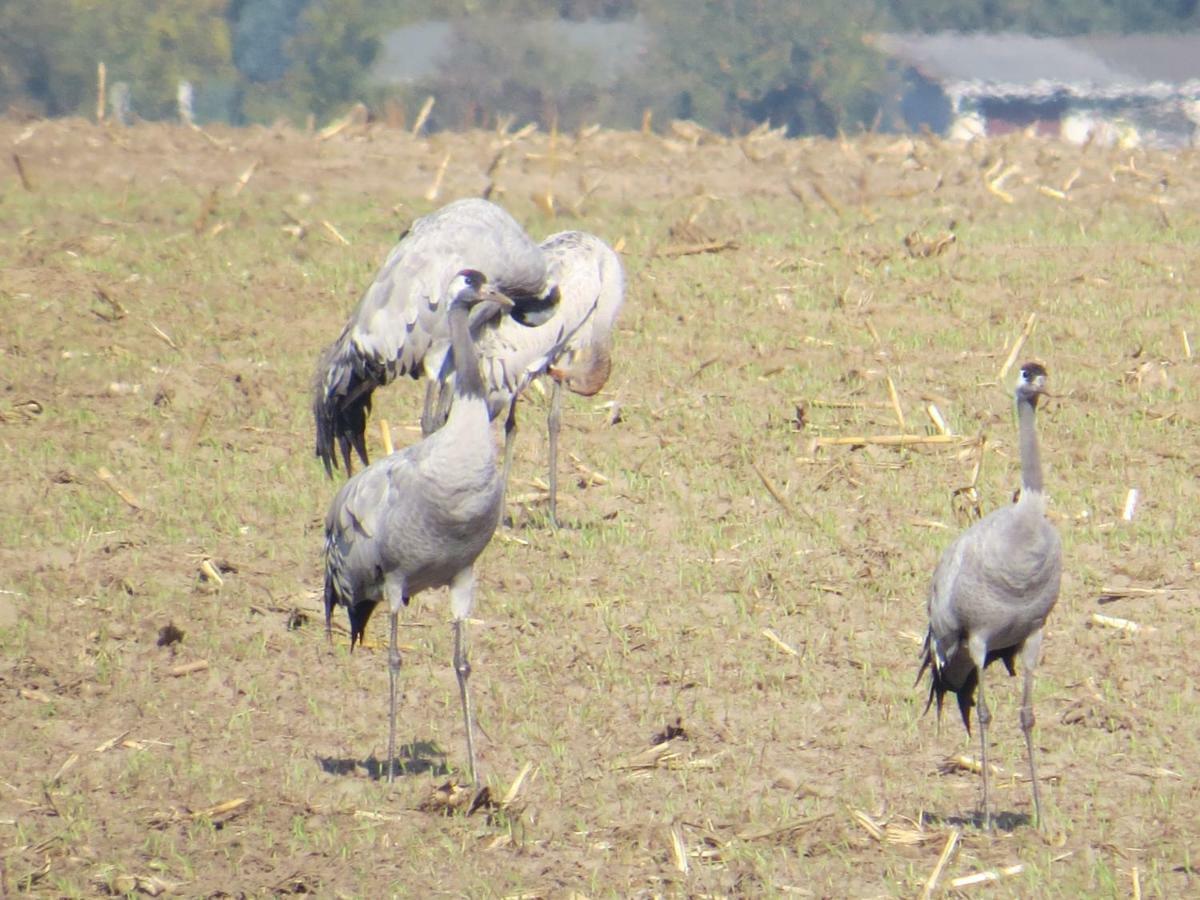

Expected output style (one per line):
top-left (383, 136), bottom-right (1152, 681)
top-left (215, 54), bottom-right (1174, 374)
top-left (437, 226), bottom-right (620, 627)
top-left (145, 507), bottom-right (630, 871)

top-left (323, 269), bottom-right (508, 786)
top-left (922, 493), bottom-right (1061, 724)
top-left (323, 405), bottom-right (502, 643)
top-left (314, 198), bottom-right (554, 476)
top-left (918, 362), bottom-right (1061, 828)
top-left (479, 230), bottom-right (625, 413)
top-left (477, 230), bottom-right (625, 524)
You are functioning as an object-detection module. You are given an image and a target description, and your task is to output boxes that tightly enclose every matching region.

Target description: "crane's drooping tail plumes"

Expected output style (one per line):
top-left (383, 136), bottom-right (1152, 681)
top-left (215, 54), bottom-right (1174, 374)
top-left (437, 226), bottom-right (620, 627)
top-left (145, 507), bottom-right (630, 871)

top-left (918, 361), bottom-right (1061, 829)
top-left (323, 551), bottom-right (389, 650)
top-left (918, 638), bottom-right (1016, 732)
top-left (313, 198), bottom-right (555, 476)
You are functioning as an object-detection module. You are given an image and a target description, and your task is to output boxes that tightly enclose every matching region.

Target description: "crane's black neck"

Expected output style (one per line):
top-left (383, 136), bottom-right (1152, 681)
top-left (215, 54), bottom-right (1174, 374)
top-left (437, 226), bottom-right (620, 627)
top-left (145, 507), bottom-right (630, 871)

top-left (447, 297), bottom-right (485, 400)
top-left (1017, 393), bottom-right (1043, 495)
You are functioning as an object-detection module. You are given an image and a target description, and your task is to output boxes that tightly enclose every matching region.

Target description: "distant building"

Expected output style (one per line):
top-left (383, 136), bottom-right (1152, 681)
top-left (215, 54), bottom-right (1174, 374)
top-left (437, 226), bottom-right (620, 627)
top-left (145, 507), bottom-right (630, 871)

top-left (373, 17), bottom-right (649, 87)
top-left (875, 32), bottom-right (1200, 147)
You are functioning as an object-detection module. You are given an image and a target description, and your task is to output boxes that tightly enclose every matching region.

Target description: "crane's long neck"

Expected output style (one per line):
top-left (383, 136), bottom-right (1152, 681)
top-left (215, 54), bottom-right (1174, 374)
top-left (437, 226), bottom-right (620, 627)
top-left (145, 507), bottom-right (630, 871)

top-left (1017, 394), bottom-right (1044, 496)
top-left (448, 300), bottom-right (486, 401)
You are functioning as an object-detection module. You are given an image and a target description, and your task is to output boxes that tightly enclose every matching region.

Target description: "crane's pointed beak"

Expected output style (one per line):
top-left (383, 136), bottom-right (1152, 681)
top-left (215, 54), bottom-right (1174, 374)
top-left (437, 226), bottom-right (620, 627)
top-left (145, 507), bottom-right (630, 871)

top-left (488, 285), bottom-right (515, 312)
top-left (466, 286), bottom-right (515, 332)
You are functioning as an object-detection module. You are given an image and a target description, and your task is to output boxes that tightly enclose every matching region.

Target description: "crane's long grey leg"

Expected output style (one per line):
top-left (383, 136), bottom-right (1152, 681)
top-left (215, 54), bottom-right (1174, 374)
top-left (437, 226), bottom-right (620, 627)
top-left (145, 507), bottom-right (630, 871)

top-left (968, 635), bottom-right (991, 829)
top-left (423, 352), bottom-right (458, 437)
top-left (432, 376), bottom-right (455, 433)
top-left (420, 379), bottom-right (439, 437)
top-left (501, 393), bottom-right (519, 508)
top-left (547, 377), bottom-right (563, 528)
top-left (449, 568), bottom-right (479, 787)
top-left (1019, 631), bottom-right (1045, 828)
top-left (976, 672), bottom-right (992, 829)
top-left (384, 575), bottom-right (407, 784)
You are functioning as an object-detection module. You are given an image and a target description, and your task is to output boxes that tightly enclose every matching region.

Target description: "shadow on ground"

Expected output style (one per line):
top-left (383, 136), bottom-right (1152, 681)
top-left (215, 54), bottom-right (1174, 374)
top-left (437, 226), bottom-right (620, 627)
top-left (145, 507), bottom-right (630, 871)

top-left (317, 741), bottom-right (450, 780)
top-left (923, 809), bottom-right (1034, 832)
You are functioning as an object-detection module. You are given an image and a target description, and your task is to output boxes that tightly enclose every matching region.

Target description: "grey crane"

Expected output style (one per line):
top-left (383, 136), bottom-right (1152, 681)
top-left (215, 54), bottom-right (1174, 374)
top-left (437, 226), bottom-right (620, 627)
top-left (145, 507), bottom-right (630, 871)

top-left (476, 230), bottom-right (625, 526)
top-left (322, 269), bottom-right (510, 786)
top-left (313, 197), bottom-right (559, 477)
top-left (918, 362), bottom-right (1062, 829)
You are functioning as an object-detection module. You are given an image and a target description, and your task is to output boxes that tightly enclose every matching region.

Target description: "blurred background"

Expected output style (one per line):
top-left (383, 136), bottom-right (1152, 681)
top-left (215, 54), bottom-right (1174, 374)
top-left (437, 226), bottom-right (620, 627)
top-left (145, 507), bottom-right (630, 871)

top-left (2, 0), bottom-right (1199, 144)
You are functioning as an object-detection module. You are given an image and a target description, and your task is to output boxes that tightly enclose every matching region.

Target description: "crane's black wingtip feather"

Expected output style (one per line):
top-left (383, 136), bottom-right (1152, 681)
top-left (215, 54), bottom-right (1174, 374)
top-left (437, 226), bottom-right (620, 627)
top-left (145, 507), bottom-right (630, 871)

top-left (313, 385), bottom-right (375, 478)
top-left (315, 427), bottom-right (337, 478)
top-left (313, 337), bottom-right (383, 479)
top-left (350, 430), bottom-right (370, 469)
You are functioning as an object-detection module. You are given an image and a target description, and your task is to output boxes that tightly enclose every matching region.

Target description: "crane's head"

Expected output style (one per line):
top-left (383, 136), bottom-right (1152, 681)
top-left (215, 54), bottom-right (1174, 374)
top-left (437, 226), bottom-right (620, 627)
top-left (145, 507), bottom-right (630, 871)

top-left (548, 343), bottom-right (613, 396)
top-left (448, 268), bottom-right (513, 315)
top-left (1016, 361), bottom-right (1049, 406)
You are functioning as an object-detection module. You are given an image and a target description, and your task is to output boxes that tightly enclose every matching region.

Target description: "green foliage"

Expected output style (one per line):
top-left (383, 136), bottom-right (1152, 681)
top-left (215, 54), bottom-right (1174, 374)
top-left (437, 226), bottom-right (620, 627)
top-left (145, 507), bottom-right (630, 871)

top-left (418, 16), bottom-right (652, 131)
top-left (231, 0), bottom-right (309, 83)
top-left (405, 0), bottom-right (889, 135)
top-left (0, 2), bottom-right (81, 115)
top-left (88, 0), bottom-right (235, 119)
top-left (640, 0), bottom-right (888, 135)
top-left (882, 0), bottom-right (1200, 34)
top-left (396, 0), bottom-right (636, 19)
top-left (3, 0), bottom-right (1200, 130)
top-left (277, 0), bottom-right (386, 121)
top-left (0, 0), bottom-right (234, 119)
top-left (0, 0), bottom-right (386, 124)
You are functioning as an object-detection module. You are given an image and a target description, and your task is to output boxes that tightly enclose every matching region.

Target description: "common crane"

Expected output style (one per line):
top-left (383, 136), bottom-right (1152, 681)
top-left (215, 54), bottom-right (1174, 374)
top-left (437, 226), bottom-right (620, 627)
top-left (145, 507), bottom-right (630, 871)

top-left (476, 230), bottom-right (625, 526)
top-left (323, 269), bottom-right (510, 786)
top-left (918, 362), bottom-right (1062, 828)
top-left (313, 197), bottom-right (558, 477)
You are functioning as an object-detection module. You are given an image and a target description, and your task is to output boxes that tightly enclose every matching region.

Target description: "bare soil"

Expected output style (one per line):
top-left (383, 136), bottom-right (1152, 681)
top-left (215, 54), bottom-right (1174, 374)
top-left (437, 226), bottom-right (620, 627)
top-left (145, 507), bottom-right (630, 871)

top-left (1, 116), bottom-right (1198, 897)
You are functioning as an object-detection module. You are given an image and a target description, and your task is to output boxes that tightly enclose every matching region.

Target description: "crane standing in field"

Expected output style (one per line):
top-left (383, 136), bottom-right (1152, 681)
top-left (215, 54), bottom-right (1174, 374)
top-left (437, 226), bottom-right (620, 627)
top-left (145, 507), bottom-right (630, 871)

top-left (313, 198), bottom-right (625, 524)
top-left (918, 362), bottom-right (1062, 829)
top-left (476, 230), bottom-right (625, 526)
top-left (313, 197), bottom-right (559, 477)
top-left (323, 269), bottom-right (511, 786)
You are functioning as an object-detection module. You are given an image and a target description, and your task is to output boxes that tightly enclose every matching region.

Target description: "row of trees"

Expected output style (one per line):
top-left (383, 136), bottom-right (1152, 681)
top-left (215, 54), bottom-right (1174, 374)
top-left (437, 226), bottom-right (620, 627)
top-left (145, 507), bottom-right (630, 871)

top-left (1, 0), bottom-right (1198, 136)
top-left (0, 0), bottom-right (385, 122)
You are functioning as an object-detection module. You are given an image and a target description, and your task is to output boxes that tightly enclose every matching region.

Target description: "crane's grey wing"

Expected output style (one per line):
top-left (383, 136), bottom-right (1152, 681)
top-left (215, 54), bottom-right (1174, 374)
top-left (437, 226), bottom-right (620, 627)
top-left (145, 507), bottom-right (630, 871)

top-left (323, 459), bottom-right (391, 643)
top-left (542, 231), bottom-right (625, 397)
top-left (919, 525), bottom-right (1012, 732)
top-left (478, 315), bottom-right (569, 419)
top-left (918, 530), bottom-right (972, 717)
top-left (323, 446), bottom-right (433, 643)
top-left (919, 505), bottom-right (1060, 732)
top-left (313, 198), bottom-right (552, 476)
top-left (477, 230), bottom-right (625, 414)
top-left (540, 230), bottom-right (625, 352)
